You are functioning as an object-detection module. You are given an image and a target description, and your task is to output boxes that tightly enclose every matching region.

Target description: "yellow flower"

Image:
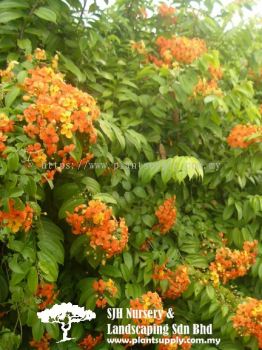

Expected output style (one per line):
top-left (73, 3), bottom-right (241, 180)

top-left (49, 84), bottom-right (61, 96)
top-left (33, 153), bottom-right (47, 168)
top-left (60, 97), bottom-right (77, 109)
top-left (60, 111), bottom-right (71, 123)
top-left (7, 220), bottom-right (22, 233)
top-left (34, 48), bottom-right (47, 60)
top-left (52, 54), bottom-right (59, 69)
top-left (61, 123), bottom-right (73, 138)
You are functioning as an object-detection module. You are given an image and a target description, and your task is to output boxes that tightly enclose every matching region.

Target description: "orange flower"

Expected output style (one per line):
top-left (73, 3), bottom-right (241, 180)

top-left (29, 333), bottom-right (51, 350)
top-left (208, 65), bottom-right (223, 80)
top-left (227, 124), bottom-right (262, 148)
top-left (79, 334), bottom-right (103, 350)
top-left (0, 131), bottom-right (7, 155)
top-left (131, 41), bottom-right (147, 55)
top-left (93, 279), bottom-right (118, 308)
top-left (153, 265), bottom-right (190, 299)
top-left (0, 200), bottom-right (33, 233)
top-left (66, 200), bottom-right (128, 258)
top-left (232, 298), bottom-right (262, 348)
top-left (193, 78), bottom-right (222, 97)
top-left (34, 48), bottom-right (47, 61)
top-left (209, 241), bottom-right (258, 284)
top-left (0, 113), bottom-right (14, 133)
top-left (154, 196), bottom-right (177, 234)
top-left (19, 63), bottom-right (100, 178)
top-left (130, 292), bottom-right (166, 325)
top-left (36, 283), bottom-right (58, 310)
top-left (158, 3), bottom-right (176, 17)
top-left (27, 143), bottom-right (47, 167)
top-left (149, 36), bottom-right (207, 67)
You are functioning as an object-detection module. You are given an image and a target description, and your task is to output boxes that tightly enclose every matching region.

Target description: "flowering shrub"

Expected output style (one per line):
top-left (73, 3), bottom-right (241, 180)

top-left (93, 279), bottom-right (118, 308)
top-left (209, 241), bottom-right (258, 284)
top-left (0, 0), bottom-right (261, 350)
top-left (149, 36), bottom-right (207, 67)
top-left (66, 200), bottom-right (128, 258)
top-left (232, 298), bottom-right (262, 348)
top-left (36, 283), bottom-right (58, 310)
top-left (130, 292), bottom-right (166, 325)
top-left (153, 264), bottom-right (190, 299)
top-left (154, 196), bottom-right (177, 234)
top-left (227, 124), bottom-right (262, 148)
top-left (79, 334), bottom-right (103, 350)
top-left (29, 333), bottom-right (50, 350)
top-left (0, 200), bottom-right (33, 233)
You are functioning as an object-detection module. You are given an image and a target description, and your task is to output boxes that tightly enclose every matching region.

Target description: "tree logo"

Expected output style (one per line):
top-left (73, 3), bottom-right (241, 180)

top-left (37, 302), bottom-right (96, 343)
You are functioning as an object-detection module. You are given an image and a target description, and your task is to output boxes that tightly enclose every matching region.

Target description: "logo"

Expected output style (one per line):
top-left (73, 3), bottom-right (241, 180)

top-left (37, 302), bottom-right (96, 343)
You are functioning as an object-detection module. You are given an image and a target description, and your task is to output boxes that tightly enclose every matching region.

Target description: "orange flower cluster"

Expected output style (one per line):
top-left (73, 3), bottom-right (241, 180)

top-left (194, 64), bottom-right (223, 97)
top-left (232, 298), bottom-right (262, 348)
top-left (158, 3), bottom-right (177, 24)
top-left (0, 200), bottom-right (33, 233)
top-left (0, 113), bottom-right (14, 156)
top-left (0, 132), bottom-right (7, 155)
top-left (36, 283), bottom-right (58, 310)
top-left (227, 124), bottom-right (262, 148)
top-left (158, 3), bottom-right (176, 17)
top-left (209, 241), bottom-right (258, 284)
top-left (79, 334), bottom-right (103, 350)
top-left (20, 61), bottom-right (99, 170)
top-left (154, 196), bottom-right (177, 234)
top-left (130, 292), bottom-right (166, 325)
top-left (209, 65), bottom-right (223, 80)
top-left (131, 41), bottom-right (147, 55)
top-left (66, 200), bottom-right (128, 258)
top-left (193, 78), bottom-right (222, 97)
top-left (149, 36), bottom-right (207, 67)
top-left (29, 333), bottom-right (50, 350)
top-left (158, 335), bottom-right (192, 350)
top-left (93, 279), bottom-right (118, 308)
top-left (153, 265), bottom-right (190, 299)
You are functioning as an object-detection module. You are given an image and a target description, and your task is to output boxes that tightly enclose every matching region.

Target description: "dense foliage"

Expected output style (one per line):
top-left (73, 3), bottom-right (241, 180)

top-left (0, 0), bottom-right (262, 349)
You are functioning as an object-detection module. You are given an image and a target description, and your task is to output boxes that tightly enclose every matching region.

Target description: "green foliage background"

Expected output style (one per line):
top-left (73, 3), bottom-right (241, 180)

top-left (0, 0), bottom-right (261, 349)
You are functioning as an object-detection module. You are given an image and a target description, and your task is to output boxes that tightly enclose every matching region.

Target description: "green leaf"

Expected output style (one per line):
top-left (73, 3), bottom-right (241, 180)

top-left (161, 158), bottom-right (175, 184)
top-left (5, 86), bottom-right (21, 107)
top-left (206, 285), bottom-right (216, 300)
top-left (138, 161), bottom-right (161, 184)
top-left (81, 177), bottom-right (101, 194)
top-left (142, 214), bottom-right (155, 227)
top-left (34, 7), bottom-right (57, 23)
top-left (7, 152), bottom-right (19, 172)
top-left (0, 274), bottom-right (9, 302)
top-left (58, 198), bottom-right (85, 219)
top-left (99, 265), bottom-right (122, 278)
top-left (223, 205), bottom-right (234, 220)
top-left (27, 267), bottom-right (38, 294)
top-left (45, 323), bottom-right (60, 340)
top-left (17, 38), bottom-right (32, 54)
top-left (0, 10), bottom-right (24, 23)
top-left (111, 124), bottom-right (126, 150)
top-left (0, 1), bottom-right (29, 9)
top-left (32, 318), bottom-right (44, 341)
top-left (133, 187), bottom-right (146, 198)
top-left (60, 55), bottom-right (85, 82)
top-left (93, 193), bottom-right (117, 205)
top-left (123, 252), bottom-right (133, 271)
